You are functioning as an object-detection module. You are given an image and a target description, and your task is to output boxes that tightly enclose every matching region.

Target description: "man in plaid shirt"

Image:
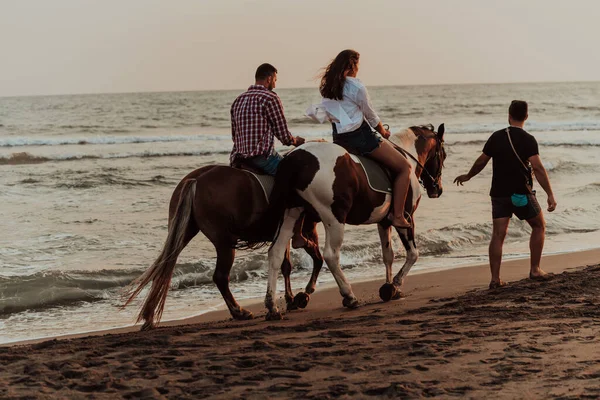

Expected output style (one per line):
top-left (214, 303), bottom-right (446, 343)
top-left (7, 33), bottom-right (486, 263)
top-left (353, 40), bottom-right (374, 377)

top-left (230, 63), bottom-right (305, 175)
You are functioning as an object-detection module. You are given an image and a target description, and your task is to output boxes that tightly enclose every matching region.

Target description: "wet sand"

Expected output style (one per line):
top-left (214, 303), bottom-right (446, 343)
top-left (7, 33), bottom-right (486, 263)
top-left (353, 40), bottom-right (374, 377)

top-left (2, 249), bottom-right (600, 399)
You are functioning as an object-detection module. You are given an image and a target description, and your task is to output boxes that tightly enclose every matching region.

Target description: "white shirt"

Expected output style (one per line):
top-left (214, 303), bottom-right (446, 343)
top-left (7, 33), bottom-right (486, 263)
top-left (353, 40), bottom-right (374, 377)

top-left (305, 77), bottom-right (381, 134)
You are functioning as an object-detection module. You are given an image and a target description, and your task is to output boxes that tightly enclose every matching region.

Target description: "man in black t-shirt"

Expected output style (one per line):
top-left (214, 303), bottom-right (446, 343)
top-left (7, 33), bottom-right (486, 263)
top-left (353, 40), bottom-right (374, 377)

top-left (454, 100), bottom-right (557, 289)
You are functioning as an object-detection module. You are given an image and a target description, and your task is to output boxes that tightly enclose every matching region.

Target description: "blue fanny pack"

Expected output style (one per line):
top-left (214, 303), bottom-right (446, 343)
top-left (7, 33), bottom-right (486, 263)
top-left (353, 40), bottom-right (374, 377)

top-left (510, 193), bottom-right (529, 207)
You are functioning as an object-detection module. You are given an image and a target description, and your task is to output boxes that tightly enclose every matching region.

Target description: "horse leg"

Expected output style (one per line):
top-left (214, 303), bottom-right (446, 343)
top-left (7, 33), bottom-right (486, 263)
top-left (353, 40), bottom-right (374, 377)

top-left (213, 245), bottom-right (253, 320)
top-left (302, 242), bottom-right (323, 297)
top-left (323, 220), bottom-right (358, 309)
top-left (377, 223), bottom-right (398, 302)
top-left (281, 221), bottom-right (323, 310)
top-left (291, 213), bottom-right (307, 249)
top-left (265, 207), bottom-right (302, 320)
top-left (392, 222), bottom-right (419, 299)
top-left (281, 244), bottom-right (298, 311)
top-left (303, 219), bottom-right (323, 295)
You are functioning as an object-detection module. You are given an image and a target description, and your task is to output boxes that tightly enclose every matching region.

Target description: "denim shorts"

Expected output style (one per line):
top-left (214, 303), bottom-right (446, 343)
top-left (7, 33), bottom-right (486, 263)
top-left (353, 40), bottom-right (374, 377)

top-left (332, 121), bottom-right (382, 156)
top-left (247, 150), bottom-right (283, 176)
top-left (491, 193), bottom-right (541, 220)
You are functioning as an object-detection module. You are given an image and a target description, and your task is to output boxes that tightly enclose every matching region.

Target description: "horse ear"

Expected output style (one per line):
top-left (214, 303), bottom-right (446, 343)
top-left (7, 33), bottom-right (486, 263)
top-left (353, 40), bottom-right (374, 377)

top-left (437, 123), bottom-right (445, 139)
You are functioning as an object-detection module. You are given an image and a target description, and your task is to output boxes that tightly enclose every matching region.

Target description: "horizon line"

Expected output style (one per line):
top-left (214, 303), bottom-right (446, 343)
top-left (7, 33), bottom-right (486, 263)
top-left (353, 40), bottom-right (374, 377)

top-left (2, 79), bottom-right (598, 99)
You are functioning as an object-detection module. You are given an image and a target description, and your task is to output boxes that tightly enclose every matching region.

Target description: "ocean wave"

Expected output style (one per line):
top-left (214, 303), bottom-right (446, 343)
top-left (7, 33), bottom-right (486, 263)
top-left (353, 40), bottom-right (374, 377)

top-left (445, 121), bottom-right (600, 135)
top-left (0, 152), bottom-right (50, 165)
top-left (174, 121), bottom-right (215, 128)
top-left (566, 105), bottom-right (600, 112)
top-left (1, 206), bottom-right (597, 316)
top-left (3, 123), bottom-right (599, 151)
top-left (287, 117), bottom-right (322, 125)
top-left (571, 182), bottom-right (600, 196)
top-left (0, 269), bottom-right (140, 315)
top-left (452, 139), bottom-right (600, 148)
top-left (0, 134), bottom-right (230, 148)
top-left (0, 258), bottom-right (264, 316)
top-left (544, 160), bottom-right (600, 174)
top-left (52, 174), bottom-right (173, 189)
top-left (0, 249), bottom-right (354, 316)
top-left (414, 212), bottom-right (598, 256)
top-left (58, 124), bottom-right (105, 129)
top-left (389, 111), bottom-right (425, 118)
top-left (378, 107), bottom-right (424, 118)
top-left (0, 150), bottom-right (231, 165)
top-left (541, 141), bottom-right (600, 148)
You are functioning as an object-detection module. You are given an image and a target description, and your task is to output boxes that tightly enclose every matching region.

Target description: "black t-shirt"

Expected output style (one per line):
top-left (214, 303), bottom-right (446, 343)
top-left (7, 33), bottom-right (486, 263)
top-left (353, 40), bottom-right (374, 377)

top-left (482, 127), bottom-right (539, 197)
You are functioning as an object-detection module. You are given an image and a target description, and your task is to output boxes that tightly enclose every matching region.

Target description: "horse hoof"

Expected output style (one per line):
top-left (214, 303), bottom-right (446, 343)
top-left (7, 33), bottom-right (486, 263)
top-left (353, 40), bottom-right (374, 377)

top-left (293, 292), bottom-right (310, 309)
top-left (391, 290), bottom-right (405, 300)
top-left (286, 300), bottom-right (298, 311)
top-left (140, 321), bottom-right (155, 331)
top-left (342, 297), bottom-right (359, 309)
top-left (233, 309), bottom-right (254, 320)
top-left (379, 283), bottom-right (397, 302)
top-left (265, 310), bottom-right (283, 321)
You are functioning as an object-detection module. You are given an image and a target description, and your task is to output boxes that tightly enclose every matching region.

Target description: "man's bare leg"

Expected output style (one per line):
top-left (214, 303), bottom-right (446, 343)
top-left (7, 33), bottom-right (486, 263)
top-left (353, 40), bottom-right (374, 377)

top-left (526, 212), bottom-right (548, 277)
top-left (489, 217), bottom-right (510, 286)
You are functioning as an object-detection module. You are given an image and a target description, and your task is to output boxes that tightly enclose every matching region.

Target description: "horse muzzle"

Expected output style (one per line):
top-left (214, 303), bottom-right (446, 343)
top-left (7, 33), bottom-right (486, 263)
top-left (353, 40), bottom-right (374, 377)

top-left (427, 187), bottom-right (443, 198)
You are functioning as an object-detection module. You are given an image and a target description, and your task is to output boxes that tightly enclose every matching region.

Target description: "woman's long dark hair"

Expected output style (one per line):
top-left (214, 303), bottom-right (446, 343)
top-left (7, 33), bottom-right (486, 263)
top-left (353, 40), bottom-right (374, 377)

top-left (319, 49), bottom-right (360, 100)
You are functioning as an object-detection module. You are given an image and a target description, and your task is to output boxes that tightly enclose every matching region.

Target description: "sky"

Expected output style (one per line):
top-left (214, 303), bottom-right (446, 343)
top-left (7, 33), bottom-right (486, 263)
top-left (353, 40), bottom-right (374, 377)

top-left (1, 0), bottom-right (599, 96)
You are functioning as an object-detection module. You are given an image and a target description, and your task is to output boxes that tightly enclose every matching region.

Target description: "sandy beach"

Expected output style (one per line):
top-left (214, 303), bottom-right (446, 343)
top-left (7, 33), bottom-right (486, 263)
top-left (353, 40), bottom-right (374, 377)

top-left (2, 248), bottom-right (600, 399)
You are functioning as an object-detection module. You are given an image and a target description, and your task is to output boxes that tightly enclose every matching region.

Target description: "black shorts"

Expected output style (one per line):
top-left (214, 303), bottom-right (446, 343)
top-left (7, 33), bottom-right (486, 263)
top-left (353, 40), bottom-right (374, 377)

top-left (491, 193), bottom-right (541, 220)
top-left (332, 121), bottom-right (382, 156)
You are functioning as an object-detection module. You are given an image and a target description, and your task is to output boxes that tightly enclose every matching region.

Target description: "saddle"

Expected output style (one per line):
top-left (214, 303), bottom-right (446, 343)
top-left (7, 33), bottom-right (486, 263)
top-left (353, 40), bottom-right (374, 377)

top-left (231, 158), bottom-right (264, 175)
top-left (232, 159), bottom-right (274, 203)
top-left (349, 155), bottom-right (393, 194)
top-left (340, 146), bottom-right (393, 194)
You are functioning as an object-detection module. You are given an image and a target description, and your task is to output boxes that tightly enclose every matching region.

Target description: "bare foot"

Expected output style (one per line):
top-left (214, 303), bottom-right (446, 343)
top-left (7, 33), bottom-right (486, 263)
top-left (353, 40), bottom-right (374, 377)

top-left (489, 280), bottom-right (507, 290)
top-left (529, 270), bottom-right (554, 281)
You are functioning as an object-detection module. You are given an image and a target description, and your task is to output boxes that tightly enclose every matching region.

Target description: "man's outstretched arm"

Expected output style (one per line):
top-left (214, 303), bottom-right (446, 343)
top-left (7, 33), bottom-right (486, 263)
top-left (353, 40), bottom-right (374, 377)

top-left (454, 153), bottom-right (491, 185)
top-left (529, 155), bottom-right (557, 212)
top-left (267, 96), bottom-right (304, 146)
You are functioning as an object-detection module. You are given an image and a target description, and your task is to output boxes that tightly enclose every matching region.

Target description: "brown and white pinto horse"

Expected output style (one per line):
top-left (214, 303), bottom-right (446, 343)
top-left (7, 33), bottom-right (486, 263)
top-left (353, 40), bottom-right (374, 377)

top-left (264, 124), bottom-right (446, 320)
top-left (122, 165), bottom-right (323, 330)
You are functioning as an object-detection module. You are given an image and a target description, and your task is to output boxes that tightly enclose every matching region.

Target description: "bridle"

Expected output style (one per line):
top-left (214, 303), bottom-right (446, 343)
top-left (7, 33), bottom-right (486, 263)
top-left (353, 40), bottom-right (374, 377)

top-left (383, 125), bottom-right (445, 190)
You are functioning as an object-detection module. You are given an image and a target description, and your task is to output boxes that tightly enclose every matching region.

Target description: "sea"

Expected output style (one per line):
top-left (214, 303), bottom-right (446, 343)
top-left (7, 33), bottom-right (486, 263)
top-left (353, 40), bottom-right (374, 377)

top-left (1, 82), bottom-right (600, 344)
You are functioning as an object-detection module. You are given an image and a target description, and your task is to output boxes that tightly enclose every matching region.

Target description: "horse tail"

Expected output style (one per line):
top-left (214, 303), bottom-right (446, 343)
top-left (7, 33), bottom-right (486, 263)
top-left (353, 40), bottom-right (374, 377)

top-left (122, 178), bottom-right (197, 326)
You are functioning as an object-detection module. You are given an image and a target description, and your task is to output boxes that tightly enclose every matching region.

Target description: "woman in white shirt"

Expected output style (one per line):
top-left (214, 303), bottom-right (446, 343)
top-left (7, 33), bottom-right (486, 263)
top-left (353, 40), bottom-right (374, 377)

top-left (320, 49), bottom-right (412, 229)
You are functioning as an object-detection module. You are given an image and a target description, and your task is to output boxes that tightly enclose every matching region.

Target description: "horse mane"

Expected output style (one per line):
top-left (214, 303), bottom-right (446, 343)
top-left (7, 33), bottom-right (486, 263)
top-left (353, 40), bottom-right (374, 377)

top-left (409, 124), bottom-right (436, 138)
top-left (390, 125), bottom-right (434, 150)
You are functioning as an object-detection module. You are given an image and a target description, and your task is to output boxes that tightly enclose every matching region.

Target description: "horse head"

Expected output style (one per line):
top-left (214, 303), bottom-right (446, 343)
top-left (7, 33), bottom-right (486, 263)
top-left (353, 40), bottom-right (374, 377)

top-left (411, 123), bottom-right (446, 198)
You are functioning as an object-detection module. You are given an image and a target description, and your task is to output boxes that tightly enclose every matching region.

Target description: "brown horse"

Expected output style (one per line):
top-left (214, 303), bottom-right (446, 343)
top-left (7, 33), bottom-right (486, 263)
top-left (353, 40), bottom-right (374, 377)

top-left (122, 165), bottom-right (323, 330)
top-left (263, 125), bottom-right (446, 320)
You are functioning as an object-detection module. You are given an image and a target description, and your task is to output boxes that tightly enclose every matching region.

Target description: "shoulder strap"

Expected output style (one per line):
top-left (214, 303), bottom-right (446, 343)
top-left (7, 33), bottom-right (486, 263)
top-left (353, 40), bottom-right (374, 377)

top-left (505, 128), bottom-right (529, 172)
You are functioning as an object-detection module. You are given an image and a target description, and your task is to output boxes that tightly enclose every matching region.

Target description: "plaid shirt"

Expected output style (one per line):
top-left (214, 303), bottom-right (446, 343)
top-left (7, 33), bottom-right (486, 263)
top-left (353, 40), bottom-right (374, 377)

top-left (230, 85), bottom-right (294, 164)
